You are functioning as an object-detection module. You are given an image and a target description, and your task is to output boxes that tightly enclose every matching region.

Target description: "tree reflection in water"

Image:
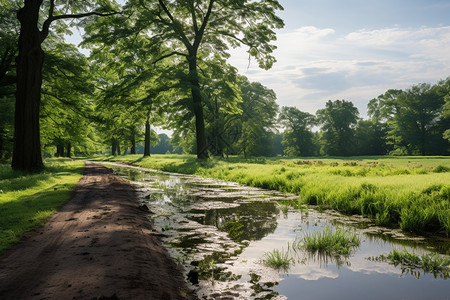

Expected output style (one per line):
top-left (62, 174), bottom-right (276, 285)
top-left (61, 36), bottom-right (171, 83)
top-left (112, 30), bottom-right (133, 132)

top-left (190, 202), bottom-right (280, 242)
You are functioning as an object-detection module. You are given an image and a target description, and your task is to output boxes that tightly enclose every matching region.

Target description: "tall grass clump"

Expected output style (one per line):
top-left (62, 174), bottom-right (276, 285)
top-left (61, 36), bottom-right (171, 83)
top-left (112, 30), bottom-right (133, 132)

top-left (0, 159), bottom-right (84, 253)
top-left (378, 249), bottom-right (450, 279)
top-left (261, 247), bottom-right (293, 270)
top-left (299, 226), bottom-right (360, 256)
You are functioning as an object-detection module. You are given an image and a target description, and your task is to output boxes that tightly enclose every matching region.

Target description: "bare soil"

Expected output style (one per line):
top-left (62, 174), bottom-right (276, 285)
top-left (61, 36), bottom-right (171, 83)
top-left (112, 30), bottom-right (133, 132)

top-left (0, 161), bottom-right (195, 300)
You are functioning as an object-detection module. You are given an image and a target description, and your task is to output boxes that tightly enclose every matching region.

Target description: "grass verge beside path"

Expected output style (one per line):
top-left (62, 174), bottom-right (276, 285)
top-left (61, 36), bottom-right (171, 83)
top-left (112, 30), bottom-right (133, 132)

top-left (0, 159), bottom-right (84, 253)
top-left (91, 154), bottom-right (450, 235)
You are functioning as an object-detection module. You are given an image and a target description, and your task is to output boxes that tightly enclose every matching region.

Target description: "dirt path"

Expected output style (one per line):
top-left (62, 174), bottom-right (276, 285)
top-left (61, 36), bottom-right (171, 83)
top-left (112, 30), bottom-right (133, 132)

top-left (0, 161), bottom-right (194, 300)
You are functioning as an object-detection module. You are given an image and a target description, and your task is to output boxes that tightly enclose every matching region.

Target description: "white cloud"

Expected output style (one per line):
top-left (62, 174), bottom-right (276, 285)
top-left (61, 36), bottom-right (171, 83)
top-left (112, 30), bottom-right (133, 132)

top-left (288, 26), bottom-right (336, 40)
top-left (228, 25), bottom-right (450, 117)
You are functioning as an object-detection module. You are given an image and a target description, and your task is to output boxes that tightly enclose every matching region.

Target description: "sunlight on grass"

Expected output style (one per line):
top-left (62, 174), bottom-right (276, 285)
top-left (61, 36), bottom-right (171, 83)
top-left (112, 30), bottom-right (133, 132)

top-left (0, 159), bottom-right (84, 253)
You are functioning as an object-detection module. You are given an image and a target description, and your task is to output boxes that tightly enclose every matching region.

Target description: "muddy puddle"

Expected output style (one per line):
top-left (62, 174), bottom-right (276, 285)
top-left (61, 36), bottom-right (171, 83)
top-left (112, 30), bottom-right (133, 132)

top-left (108, 164), bottom-right (450, 300)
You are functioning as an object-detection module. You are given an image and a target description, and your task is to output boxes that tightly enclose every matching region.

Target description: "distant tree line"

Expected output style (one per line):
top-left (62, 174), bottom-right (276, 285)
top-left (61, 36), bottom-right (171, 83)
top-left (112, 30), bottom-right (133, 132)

top-left (280, 79), bottom-right (449, 156)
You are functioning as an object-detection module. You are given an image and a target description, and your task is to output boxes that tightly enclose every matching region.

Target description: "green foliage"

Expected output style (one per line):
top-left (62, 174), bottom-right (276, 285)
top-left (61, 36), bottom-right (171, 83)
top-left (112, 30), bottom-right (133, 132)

top-left (0, 1), bottom-right (19, 161)
top-left (433, 165), bottom-right (450, 173)
top-left (0, 159), bottom-right (84, 253)
top-left (151, 134), bottom-right (174, 154)
top-left (0, 96), bottom-right (14, 161)
top-left (279, 106), bottom-right (318, 156)
top-left (369, 81), bottom-right (449, 156)
top-left (233, 78), bottom-right (279, 157)
top-left (354, 119), bottom-right (387, 155)
top-left (299, 226), bottom-right (360, 256)
top-left (0, 0), bottom-right (18, 98)
top-left (83, 0), bottom-right (284, 159)
top-left (316, 100), bottom-right (359, 156)
top-left (40, 41), bottom-right (101, 157)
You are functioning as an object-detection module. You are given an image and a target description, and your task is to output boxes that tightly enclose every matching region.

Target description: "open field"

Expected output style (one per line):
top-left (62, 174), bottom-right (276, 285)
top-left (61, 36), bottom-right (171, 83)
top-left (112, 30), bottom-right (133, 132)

top-left (92, 154), bottom-right (450, 235)
top-left (0, 159), bottom-right (84, 252)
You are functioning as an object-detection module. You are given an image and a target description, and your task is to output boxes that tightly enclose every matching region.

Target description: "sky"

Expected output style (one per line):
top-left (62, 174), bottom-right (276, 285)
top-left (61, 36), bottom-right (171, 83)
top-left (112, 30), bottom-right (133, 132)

top-left (227, 0), bottom-right (450, 118)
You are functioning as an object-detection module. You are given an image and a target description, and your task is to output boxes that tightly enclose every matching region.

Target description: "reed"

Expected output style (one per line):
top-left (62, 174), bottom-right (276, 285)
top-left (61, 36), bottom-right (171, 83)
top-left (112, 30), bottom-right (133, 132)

top-left (378, 249), bottom-right (450, 279)
top-left (261, 247), bottom-right (293, 270)
top-left (299, 226), bottom-right (360, 256)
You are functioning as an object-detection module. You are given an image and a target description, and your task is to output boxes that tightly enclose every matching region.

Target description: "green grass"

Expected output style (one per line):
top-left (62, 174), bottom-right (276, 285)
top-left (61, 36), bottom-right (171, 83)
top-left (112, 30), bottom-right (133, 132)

top-left (89, 154), bottom-right (450, 235)
top-left (299, 226), bottom-right (360, 256)
top-left (261, 247), bottom-right (293, 270)
top-left (261, 226), bottom-right (360, 270)
top-left (0, 158), bottom-right (84, 253)
top-left (378, 249), bottom-right (450, 279)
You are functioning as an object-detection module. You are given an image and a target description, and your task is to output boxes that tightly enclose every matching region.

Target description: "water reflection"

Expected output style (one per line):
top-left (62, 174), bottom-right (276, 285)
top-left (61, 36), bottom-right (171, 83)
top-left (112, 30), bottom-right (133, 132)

top-left (108, 164), bottom-right (450, 300)
top-left (191, 202), bottom-right (279, 242)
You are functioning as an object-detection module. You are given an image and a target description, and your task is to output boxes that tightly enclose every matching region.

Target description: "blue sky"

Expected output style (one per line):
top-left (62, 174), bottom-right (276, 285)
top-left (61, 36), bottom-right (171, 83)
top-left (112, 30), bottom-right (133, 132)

top-left (228, 0), bottom-right (450, 117)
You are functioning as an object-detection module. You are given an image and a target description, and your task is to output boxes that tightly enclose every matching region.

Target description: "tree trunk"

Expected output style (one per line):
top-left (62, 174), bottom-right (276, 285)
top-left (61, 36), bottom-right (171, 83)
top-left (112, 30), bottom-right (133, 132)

top-left (144, 120), bottom-right (151, 157)
top-left (130, 133), bottom-right (136, 155)
top-left (0, 128), bottom-right (4, 160)
top-left (117, 142), bottom-right (121, 155)
top-left (66, 142), bottom-right (71, 158)
top-left (189, 53), bottom-right (208, 160)
top-left (56, 143), bottom-right (64, 157)
top-left (112, 139), bottom-right (117, 156)
top-left (12, 0), bottom-right (44, 171)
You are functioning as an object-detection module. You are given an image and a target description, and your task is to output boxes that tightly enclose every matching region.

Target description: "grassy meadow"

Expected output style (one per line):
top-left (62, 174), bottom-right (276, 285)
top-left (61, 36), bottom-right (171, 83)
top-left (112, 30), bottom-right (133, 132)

top-left (0, 159), bottom-right (84, 253)
top-left (93, 154), bottom-right (450, 235)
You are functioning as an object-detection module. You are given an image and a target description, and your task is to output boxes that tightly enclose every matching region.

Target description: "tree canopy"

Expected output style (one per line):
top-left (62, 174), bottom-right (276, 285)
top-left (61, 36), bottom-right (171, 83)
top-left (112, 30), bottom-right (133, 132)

top-left (0, 0), bottom-right (449, 168)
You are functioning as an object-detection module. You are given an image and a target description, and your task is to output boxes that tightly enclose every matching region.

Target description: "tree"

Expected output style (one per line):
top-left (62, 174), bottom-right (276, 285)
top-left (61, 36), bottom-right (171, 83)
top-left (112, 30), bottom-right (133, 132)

top-left (0, 1), bottom-right (18, 98)
top-left (0, 1), bottom-right (19, 161)
top-left (95, 0), bottom-right (284, 159)
top-left (39, 42), bottom-right (99, 158)
top-left (0, 96), bottom-right (14, 161)
top-left (354, 119), bottom-right (387, 155)
top-left (394, 84), bottom-right (446, 155)
top-left (234, 78), bottom-right (279, 157)
top-left (201, 58), bottom-right (243, 157)
top-left (279, 106), bottom-right (317, 156)
top-left (368, 89), bottom-right (404, 153)
top-left (437, 77), bottom-right (450, 144)
top-left (316, 100), bottom-right (359, 156)
top-left (151, 133), bottom-right (173, 154)
top-left (370, 84), bottom-right (448, 155)
top-left (12, 0), bottom-right (118, 171)
top-left (85, 24), bottom-right (175, 157)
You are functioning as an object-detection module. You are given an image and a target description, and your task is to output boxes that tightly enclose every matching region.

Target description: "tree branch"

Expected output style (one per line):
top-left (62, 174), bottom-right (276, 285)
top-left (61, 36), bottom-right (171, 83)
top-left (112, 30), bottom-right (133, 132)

top-left (190, 2), bottom-right (199, 34)
top-left (214, 30), bottom-right (248, 46)
top-left (152, 51), bottom-right (188, 65)
top-left (0, 76), bottom-right (16, 88)
top-left (41, 9), bottom-right (119, 43)
top-left (158, 0), bottom-right (175, 22)
top-left (194, 0), bottom-right (215, 49)
top-left (41, 0), bottom-right (56, 42)
top-left (156, 0), bottom-right (192, 50)
top-left (42, 91), bottom-right (88, 118)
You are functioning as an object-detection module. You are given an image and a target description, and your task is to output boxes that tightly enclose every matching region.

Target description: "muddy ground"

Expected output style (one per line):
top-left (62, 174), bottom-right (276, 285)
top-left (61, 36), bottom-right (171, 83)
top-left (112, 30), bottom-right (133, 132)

top-left (0, 161), bottom-right (195, 300)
